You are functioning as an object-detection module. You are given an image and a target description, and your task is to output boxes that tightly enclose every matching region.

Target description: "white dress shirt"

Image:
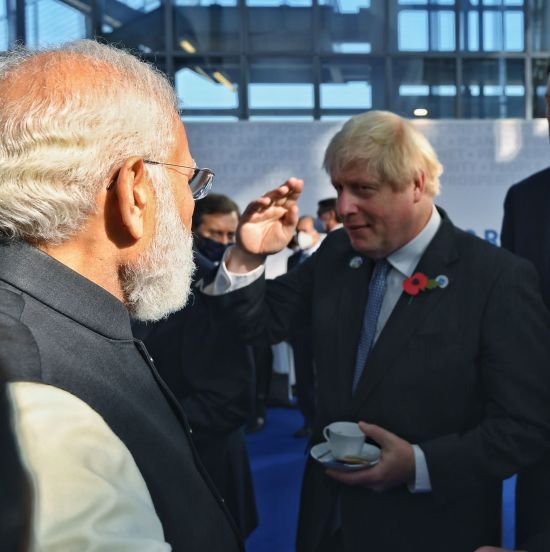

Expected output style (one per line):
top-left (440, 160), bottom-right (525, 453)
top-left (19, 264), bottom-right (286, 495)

top-left (9, 381), bottom-right (171, 551)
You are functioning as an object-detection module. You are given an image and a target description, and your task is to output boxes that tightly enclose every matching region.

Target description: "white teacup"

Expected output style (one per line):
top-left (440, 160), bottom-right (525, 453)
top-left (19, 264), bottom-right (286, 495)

top-left (322, 421), bottom-right (365, 460)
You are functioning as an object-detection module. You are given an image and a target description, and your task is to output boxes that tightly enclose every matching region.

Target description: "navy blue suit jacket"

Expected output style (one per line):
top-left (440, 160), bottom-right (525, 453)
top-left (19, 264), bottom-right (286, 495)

top-left (216, 210), bottom-right (550, 552)
top-left (501, 167), bottom-right (550, 551)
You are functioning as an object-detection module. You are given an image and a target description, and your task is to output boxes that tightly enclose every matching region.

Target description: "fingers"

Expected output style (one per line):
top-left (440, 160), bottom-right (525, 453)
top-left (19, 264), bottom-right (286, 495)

top-left (241, 178), bottom-right (303, 224)
top-left (262, 178), bottom-right (304, 206)
top-left (326, 464), bottom-right (385, 493)
top-left (246, 178), bottom-right (303, 209)
top-left (359, 422), bottom-right (394, 448)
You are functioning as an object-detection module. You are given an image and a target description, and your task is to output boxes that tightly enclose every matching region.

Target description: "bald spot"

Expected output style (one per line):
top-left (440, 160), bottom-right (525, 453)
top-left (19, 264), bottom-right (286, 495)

top-left (0, 52), bottom-right (118, 105)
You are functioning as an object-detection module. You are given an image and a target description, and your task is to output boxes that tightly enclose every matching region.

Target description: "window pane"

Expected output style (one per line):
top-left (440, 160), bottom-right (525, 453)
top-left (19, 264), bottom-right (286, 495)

top-left (530, 0), bottom-right (550, 51)
top-left (318, 0), bottom-right (384, 54)
top-left (434, 11), bottom-right (455, 51)
top-left (398, 0), bottom-right (455, 4)
top-left (25, 0), bottom-right (86, 47)
top-left (249, 115), bottom-right (313, 120)
top-left (462, 58), bottom-right (525, 118)
top-left (0, 1), bottom-right (8, 51)
top-left (532, 59), bottom-right (548, 119)
top-left (176, 58), bottom-right (239, 110)
top-left (460, 5), bottom-right (524, 52)
top-left (173, 1), bottom-right (240, 53)
top-left (391, 58), bottom-right (456, 118)
top-left (320, 58), bottom-right (384, 111)
top-left (482, 11), bottom-right (501, 51)
top-left (249, 58), bottom-right (313, 110)
top-left (398, 10), bottom-right (428, 51)
top-left (482, 0), bottom-right (524, 5)
top-left (391, 3), bottom-right (456, 52)
top-left (504, 11), bottom-right (523, 50)
top-left (247, 2), bottom-right (312, 52)
top-left (102, 0), bottom-right (166, 53)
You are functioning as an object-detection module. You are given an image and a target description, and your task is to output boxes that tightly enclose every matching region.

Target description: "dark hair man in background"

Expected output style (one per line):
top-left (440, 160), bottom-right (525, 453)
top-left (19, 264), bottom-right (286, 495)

top-left (496, 61), bottom-right (550, 552)
top-left (135, 192), bottom-right (258, 538)
top-left (193, 193), bottom-right (241, 264)
top-left (210, 110), bottom-right (550, 552)
top-left (0, 41), bottom-right (242, 551)
top-left (316, 197), bottom-right (343, 233)
top-left (192, 194), bottom-right (273, 435)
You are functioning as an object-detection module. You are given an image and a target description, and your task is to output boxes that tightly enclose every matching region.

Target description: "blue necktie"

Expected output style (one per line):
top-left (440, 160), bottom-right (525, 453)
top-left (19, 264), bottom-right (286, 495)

top-left (352, 259), bottom-right (391, 391)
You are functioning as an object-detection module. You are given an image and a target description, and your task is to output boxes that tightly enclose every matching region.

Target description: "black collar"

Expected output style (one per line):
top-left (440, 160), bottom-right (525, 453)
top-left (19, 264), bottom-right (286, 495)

top-left (0, 238), bottom-right (133, 340)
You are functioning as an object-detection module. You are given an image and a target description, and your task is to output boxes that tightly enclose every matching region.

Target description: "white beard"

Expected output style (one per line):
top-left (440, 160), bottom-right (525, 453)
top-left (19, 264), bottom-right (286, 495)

top-left (121, 166), bottom-right (195, 322)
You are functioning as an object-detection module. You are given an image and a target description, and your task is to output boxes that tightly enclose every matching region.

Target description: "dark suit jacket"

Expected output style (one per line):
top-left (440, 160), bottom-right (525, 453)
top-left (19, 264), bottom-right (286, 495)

top-left (133, 250), bottom-right (258, 538)
top-left (501, 167), bottom-right (550, 312)
top-left (217, 211), bottom-right (550, 552)
top-left (0, 239), bottom-right (243, 551)
top-left (288, 250), bottom-right (304, 272)
top-left (501, 168), bottom-right (550, 552)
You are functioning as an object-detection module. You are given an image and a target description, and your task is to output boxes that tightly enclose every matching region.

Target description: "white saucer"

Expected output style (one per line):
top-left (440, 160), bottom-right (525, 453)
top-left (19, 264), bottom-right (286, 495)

top-left (310, 441), bottom-right (380, 472)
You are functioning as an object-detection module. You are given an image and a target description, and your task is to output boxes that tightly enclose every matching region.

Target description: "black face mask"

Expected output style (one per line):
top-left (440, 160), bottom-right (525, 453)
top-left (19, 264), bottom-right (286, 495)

top-left (194, 234), bottom-right (230, 264)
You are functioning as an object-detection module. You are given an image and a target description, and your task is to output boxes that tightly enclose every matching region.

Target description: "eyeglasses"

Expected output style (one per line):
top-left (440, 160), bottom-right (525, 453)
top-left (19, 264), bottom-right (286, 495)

top-left (144, 160), bottom-right (215, 200)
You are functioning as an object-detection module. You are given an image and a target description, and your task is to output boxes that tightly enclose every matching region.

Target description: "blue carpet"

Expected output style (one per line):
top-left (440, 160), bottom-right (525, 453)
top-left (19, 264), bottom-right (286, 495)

top-left (246, 407), bottom-right (516, 551)
top-left (246, 408), bottom-right (307, 552)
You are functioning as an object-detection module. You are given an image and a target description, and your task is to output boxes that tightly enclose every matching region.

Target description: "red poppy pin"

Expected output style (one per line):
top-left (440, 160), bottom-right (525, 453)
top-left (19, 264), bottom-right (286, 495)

top-left (403, 273), bottom-right (449, 297)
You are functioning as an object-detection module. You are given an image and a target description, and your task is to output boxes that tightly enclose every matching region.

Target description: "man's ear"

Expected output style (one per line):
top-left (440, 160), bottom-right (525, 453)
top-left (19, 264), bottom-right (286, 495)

top-left (113, 157), bottom-right (151, 241)
top-left (412, 170), bottom-right (426, 202)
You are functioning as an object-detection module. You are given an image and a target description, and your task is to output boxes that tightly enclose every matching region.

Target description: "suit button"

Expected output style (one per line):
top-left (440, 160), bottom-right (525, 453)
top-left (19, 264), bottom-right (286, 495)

top-left (189, 427), bottom-right (193, 434)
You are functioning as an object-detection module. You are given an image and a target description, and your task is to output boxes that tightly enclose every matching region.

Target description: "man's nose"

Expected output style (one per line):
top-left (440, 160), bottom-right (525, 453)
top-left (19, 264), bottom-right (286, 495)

top-left (337, 191), bottom-right (356, 216)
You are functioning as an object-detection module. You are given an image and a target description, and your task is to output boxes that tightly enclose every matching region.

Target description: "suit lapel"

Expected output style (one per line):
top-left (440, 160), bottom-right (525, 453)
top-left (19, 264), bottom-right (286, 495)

top-left (351, 217), bottom-right (460, 410)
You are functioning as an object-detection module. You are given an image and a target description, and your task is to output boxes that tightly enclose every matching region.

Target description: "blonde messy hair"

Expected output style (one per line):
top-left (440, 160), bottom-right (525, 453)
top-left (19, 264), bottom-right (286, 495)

top-left (323, 110), bottom-right (442, 197)
top-left (0, 40), bottom-right (179, 244)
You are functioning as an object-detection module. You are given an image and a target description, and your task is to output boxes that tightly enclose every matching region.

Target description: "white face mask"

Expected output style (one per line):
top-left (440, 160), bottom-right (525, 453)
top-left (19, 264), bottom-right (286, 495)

top-left (297, 230), bottom-right (314, 251)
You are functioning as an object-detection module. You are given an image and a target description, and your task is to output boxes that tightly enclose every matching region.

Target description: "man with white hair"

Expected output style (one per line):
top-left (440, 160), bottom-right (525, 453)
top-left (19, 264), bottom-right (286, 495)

top-left (0, 40), bottom-right (242, 551)
top-left (211, 111), bottom-right (550, 551)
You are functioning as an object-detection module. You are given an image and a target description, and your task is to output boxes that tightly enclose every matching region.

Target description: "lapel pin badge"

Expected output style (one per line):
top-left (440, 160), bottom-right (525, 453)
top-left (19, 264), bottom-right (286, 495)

top-left (349, 256), bottom-right (363, 269)
top-left (435, 274), bottom-right (449, 289)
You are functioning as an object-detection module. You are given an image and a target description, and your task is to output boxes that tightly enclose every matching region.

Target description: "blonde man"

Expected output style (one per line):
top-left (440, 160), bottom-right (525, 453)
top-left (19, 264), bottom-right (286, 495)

top-left (210, 110), bottom-right (550, 551)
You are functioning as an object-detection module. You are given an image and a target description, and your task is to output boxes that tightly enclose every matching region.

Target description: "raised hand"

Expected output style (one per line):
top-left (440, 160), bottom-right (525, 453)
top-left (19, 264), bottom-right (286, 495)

top-left (326, 422), bottom-right (415, 493)
top-left (227, 178), bottom-right (304, 272)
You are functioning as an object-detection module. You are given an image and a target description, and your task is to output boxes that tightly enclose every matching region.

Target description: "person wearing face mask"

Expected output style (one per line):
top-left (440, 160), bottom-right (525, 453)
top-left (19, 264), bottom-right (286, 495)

top-left (289, 215), bottom-right (326, 270)
top-left (192, 193), bottom-right (240, 264)
top-left (287, 216), bottom-right (326, 438)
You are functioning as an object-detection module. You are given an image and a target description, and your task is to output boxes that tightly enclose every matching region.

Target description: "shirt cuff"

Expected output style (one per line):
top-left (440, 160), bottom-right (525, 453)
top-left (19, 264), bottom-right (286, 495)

top-left (408, 444), bottom-right (432, 493)
top-left (202, 246), bottom-right (265, 295)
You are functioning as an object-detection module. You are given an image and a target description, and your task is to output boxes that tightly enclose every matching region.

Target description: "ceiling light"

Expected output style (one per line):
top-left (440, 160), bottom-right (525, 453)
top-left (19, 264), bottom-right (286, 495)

top-left (212, 71), bottom-right (235, 92)
top-left (413, 108), bottom-right (428, 117)
top-left (180, 40), bottom-right (196, 53)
